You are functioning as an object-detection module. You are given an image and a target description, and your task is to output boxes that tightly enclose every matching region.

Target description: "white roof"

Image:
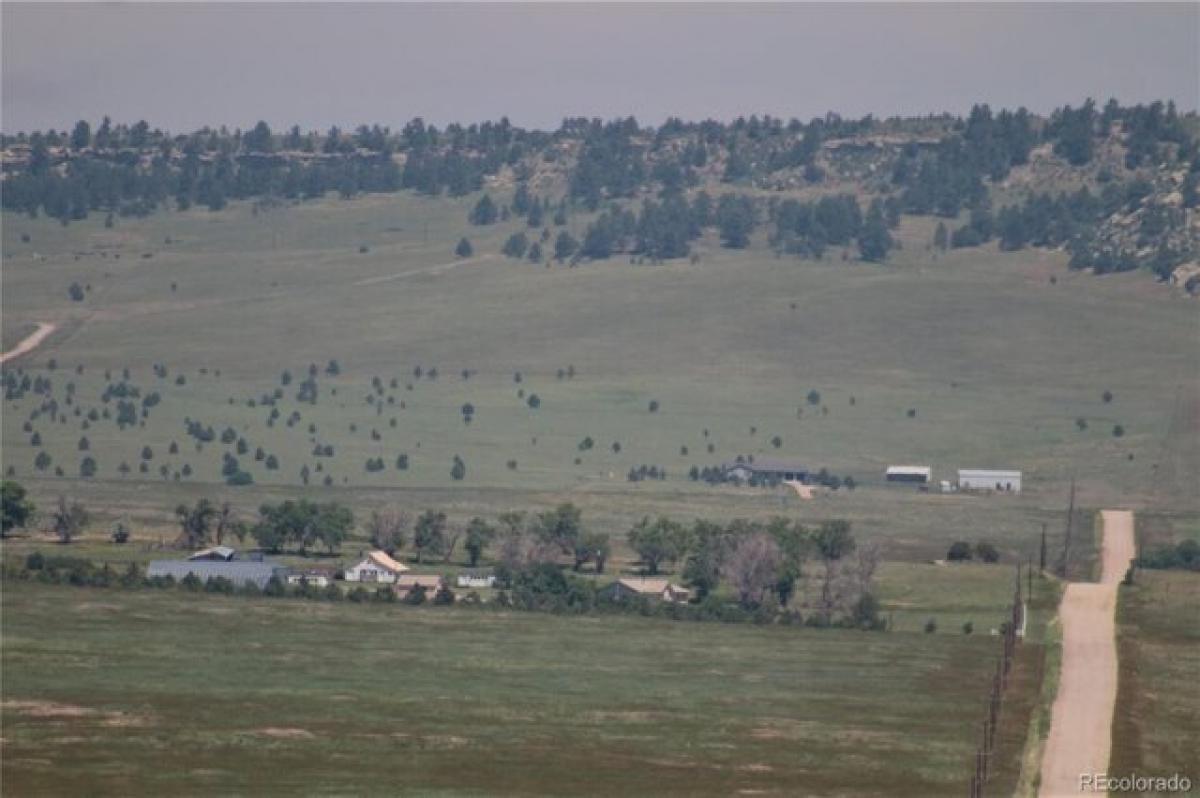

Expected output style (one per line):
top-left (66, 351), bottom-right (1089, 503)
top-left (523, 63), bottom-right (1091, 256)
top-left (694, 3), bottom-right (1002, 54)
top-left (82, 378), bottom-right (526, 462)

top-left (886, 465), bottom-right (931, 476)
top-left (188, 546), bottom-right (236, 561)
top-left (958, 469), bottom-right (1021, 478)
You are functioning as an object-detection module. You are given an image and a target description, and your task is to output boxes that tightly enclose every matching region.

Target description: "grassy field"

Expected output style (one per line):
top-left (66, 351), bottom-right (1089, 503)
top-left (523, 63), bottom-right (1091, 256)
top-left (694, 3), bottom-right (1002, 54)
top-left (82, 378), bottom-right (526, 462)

top-left (1110, 569), bottom-right (1200, 793)
top-left (3, 191), bottom-right (1197, 529)
top-left (1, 186), bottom-right (1193, 793)
top-left (1107, 513), bottom-right (1200, 793)
top-left (1, 578), bottom-right (1051, 796)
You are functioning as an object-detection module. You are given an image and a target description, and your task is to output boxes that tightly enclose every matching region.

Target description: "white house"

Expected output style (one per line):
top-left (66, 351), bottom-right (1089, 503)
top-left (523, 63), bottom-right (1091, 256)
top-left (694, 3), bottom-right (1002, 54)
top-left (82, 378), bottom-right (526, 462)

top-left (343, 550), bottom-right (410, 583)
top-left (958, 469), bottom-right (1022, 493)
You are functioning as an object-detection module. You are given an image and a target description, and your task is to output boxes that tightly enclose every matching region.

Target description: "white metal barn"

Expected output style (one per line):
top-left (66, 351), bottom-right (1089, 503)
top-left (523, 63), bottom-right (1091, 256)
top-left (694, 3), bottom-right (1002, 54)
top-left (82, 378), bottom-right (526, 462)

top-left (885, 465), bottom-right (932, 484)
top-left (958, 469), bottom-right (1022, 493)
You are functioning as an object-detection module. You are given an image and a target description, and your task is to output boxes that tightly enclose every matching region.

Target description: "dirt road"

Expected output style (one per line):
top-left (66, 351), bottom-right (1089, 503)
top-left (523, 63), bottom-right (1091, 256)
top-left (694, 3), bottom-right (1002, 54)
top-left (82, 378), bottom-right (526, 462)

top-left (352, 254), bottom-right (495, 286)
top-left (0, 322), bottom-right (56, 365)
top-left (1038, 510), bottom-right (1136, 797)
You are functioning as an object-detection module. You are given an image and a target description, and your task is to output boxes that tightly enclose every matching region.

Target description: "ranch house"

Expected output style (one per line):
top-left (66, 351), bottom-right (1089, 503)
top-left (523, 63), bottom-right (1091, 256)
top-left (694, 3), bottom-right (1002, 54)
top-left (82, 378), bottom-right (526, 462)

top-left (598, 578), bottom-right (691, 604)
top-left (343, 550), bottom-right (410, 583)
top-left (394, 574), bottom-right (446, 600)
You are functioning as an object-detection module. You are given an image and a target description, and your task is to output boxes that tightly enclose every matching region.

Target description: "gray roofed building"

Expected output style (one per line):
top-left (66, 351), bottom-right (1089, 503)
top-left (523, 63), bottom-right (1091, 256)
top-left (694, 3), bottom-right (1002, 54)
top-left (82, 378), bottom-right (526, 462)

top-left (146, 559), bottom-right (288, 589)
top-left (721, 458), bottom-right (809, 482)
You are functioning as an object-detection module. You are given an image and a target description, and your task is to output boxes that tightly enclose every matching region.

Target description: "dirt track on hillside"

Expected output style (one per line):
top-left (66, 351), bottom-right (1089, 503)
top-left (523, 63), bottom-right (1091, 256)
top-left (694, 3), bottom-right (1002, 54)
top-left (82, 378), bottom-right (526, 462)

top-left (352, 254), bottom-right (495, 286)
top-left (0, 322), bottom-right (56, 365)
top-left (1038, 510), bottom-right (1136, 797)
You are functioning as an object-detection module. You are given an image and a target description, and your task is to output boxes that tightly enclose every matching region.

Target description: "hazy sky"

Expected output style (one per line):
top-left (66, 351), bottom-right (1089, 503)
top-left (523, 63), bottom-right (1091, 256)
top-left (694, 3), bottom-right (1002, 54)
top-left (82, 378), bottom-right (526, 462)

top-left (3, 3), bottom-right (1197, 134)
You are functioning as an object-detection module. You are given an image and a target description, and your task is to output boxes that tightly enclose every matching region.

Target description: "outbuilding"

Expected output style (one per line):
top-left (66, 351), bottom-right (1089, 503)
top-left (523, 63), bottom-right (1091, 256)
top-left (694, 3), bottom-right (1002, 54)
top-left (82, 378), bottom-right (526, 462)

top-left (286, 567), bottom-right (336, 588)
top-left (721, 458), bottom-right (809, 483)
top-left (146, 559), bottom-right (288, 589)
top-left (187, 545), bottom-right (237, 562)
top-left (958, 469), bottom-right (1022, 493)
top-left (885, 465), bottom-right (932, 484)
top-left (456, 573), bottom-right (496, 589)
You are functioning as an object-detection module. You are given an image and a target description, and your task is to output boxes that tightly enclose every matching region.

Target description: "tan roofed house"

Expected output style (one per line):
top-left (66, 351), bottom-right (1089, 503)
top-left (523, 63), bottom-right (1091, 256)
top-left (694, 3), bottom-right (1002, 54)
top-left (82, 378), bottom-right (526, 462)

top-left (343, 550), bottom-right (410, 583)
top-left (598, 577), bottom-right (690, 604)
top-left (394, 574), bottom-right (446, 600)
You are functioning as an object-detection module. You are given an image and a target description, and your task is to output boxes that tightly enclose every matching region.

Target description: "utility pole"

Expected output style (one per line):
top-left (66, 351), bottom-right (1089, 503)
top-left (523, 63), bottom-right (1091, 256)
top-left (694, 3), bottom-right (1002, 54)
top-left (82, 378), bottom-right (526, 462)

top-left (1058, 478), bottom-right (1076, 577)
top-left (1039, 523), bottom-right (1047, 573)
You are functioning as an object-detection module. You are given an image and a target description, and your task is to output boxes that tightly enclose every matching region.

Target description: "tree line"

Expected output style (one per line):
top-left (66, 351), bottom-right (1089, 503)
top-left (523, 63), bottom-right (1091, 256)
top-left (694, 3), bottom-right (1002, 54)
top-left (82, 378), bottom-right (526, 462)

top-left (6, 100), bottom-right (1192, 237)
top-left (5, 483), bottom-right (881, 625)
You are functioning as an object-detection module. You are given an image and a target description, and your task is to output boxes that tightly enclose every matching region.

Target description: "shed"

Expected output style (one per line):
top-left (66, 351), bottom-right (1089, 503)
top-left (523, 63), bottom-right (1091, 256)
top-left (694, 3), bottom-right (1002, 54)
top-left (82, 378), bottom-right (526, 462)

top-left (456, 573), bottom-right (496, 589)
top-left (958, 469), bottom-right (1022, 493)
top-left (886, 465), bottom-right (932, 484)
top-left (286, 567), bottom-right (337, 588)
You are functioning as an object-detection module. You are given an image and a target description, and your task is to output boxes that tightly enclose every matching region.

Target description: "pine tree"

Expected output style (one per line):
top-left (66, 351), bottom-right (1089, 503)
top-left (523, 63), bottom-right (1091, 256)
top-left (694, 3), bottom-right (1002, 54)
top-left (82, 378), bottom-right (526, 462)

top-left (858, 200), bottom-right (893, 262)
top-left (469, 194), bottom-right (498, 225)
top-left (933, 221), bottom-right (949, 251)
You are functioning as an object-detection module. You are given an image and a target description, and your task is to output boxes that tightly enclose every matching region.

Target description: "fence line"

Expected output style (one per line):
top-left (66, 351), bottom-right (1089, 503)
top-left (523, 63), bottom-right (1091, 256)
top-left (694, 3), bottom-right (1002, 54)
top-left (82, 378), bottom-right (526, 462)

top-left (969, 563), bottom-right (1025, 798)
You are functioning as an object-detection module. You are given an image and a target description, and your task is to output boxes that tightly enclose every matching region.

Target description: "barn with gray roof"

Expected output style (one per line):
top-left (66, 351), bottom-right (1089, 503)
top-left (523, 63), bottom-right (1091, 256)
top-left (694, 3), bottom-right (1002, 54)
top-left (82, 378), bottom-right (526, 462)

top-left (146, 559), bottom-right (288, 589)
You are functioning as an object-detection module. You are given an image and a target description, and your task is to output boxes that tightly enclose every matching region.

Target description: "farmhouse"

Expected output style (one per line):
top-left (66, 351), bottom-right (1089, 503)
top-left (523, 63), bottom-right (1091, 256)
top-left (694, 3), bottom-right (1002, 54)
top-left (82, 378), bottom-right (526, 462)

top-left (722, 458), bottom-right (809, 483)
top-left (394, 574), bottom-right (446, 600)
top-left (146, 559), bottom-right (288, 589)
top-left (885, 465), bottom-right (932, 484)
top-left (598, 578), bottom-right (691, 604)
top-left (343, 550), bottom-right (410, 583)
top-left (958, 469), bottom-right (1022, 493)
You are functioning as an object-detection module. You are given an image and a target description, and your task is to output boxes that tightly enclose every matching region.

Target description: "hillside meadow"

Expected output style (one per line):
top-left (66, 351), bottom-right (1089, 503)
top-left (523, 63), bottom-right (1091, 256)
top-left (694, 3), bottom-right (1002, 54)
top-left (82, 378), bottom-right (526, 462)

top-left (3, 190), bottom-right (1196, 553)
top-left (3, 176), bottom-right (1193, 796)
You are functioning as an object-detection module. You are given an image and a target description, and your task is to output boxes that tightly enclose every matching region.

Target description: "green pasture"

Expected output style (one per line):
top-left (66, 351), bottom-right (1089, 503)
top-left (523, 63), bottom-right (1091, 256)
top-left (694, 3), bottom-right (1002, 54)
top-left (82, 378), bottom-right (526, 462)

top-left (3, 191), bottom-right (1196, 522)
top-left (1, 579), bottom-right (1048, 796)
top-left (1110, 568), bottom-right (1200, 792)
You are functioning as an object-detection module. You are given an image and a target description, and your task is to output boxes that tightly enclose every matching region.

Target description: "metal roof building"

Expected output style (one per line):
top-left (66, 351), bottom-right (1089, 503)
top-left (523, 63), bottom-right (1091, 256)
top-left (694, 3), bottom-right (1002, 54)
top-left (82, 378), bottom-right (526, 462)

top-left (721, 458), bottom-right (809, 482)
top-left (957, 469), bottom-right (1022, 493)
top-left (886, 465), bottom-right (932, 483)
top-left (146, 560), bottom-right (288, 589)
